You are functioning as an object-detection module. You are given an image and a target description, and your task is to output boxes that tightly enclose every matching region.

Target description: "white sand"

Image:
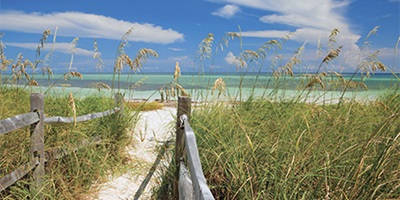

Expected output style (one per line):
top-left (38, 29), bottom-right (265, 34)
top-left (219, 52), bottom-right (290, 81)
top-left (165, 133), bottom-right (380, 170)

top-left (92, 107), bottom-right (176, 200)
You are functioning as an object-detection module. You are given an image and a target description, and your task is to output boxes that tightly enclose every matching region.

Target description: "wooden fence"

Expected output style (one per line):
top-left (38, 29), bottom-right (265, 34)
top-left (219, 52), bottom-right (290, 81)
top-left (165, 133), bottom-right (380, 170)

top-left (175, 96), bottom-right (215, 200)
top-left (0, 93), bottom-right (124, 196)
top-left (1, 94), bottom-right (214, 199)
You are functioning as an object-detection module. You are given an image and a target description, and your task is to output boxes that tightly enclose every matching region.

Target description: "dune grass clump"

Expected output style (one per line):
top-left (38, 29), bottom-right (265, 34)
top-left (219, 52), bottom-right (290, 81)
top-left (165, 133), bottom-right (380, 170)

top-left (191, 92), bottom-right (399, 199)
top-left (154, 27), bottom-right (399, 199)
top-left (0, 28), bottom-right (158, 199)
top-left (0, 88), bottom-right (133, 199)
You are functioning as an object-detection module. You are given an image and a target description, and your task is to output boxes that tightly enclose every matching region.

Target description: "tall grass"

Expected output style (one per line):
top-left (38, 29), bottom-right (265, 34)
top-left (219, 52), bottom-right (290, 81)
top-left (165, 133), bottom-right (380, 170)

top-left (191, 92), bottom-right (399, 199)
top-left (0, 88), bottom-right (134, 199)
top-left (0, 28), bottom-right (158, 199)
top-left (154, 27), bottom-right (399, 199)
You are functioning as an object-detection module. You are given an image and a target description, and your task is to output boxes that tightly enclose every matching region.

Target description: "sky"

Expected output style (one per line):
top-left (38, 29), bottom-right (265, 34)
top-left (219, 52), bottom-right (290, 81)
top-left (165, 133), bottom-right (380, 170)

top-left (0, 0), bottom-right (399, 74)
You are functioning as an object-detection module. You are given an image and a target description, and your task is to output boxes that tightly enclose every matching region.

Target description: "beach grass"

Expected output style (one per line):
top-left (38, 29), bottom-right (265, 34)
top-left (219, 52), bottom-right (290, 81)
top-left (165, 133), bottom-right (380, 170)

top-left (152, 27), bottom-right (399, 199)
top-left (0, 29), bottom-right (152, 199)
top-left (1, 24), bottom-right (399, 199)
top-left (0, 88), bottom-right (134, 199)
top-left (189, 90), bottom-right (399, 199)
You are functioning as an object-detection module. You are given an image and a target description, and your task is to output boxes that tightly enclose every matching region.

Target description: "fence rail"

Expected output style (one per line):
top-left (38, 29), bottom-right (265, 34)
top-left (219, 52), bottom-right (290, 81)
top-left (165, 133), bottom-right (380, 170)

top-left (1, 94), bottom-right (214, 199)
top-left (0, 93), bottom-right (123, 194)
top-left (175, 96), bottom-right (215, 200)
top-left (0, 112), bottom-right (40, 135)
top-left (44, 107), bottom-right (121, 124)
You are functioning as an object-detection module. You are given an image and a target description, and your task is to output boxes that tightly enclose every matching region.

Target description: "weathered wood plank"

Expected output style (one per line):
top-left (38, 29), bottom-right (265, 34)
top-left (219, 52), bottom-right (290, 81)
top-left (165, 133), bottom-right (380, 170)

top-left (182, 115), bottom-right (214, 200)
top-left (44, 107), bottom-right (120, 124)
top-left (179, 161), bottom-right (194, 200)
top-left (30, 93), bottom-right (45, 197)
top-left (0, 158), bottom-right (39, 192)
top-left (175, 96), bottom-right (191, 198)
top-left (0, 112), bottom-right (40, 135)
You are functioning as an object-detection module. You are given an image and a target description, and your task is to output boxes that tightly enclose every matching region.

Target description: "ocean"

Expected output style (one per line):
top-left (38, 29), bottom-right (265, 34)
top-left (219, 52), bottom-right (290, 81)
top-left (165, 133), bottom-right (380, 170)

top-left (2, 72), bottom-right (399, 103)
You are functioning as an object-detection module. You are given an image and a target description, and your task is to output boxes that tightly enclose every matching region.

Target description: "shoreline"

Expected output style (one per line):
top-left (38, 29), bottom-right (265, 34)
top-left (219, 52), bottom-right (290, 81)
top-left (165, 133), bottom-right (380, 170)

top-left (1, 83), bottom-right (395, 104)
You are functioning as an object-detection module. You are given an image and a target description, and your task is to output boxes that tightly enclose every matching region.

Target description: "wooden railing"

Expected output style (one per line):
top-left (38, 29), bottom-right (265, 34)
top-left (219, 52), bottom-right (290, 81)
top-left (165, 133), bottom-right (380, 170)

top-left (1, 94), bottom-right (213, 199)
top-left (175, 96), bottom-right (215, 200)
top-left (0, 93), bottom-right (123, 196)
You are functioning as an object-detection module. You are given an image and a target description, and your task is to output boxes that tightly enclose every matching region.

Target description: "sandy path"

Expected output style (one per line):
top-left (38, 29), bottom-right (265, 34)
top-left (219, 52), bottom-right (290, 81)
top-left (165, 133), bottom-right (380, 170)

top-left (94, 107), bottom-right (176, 200)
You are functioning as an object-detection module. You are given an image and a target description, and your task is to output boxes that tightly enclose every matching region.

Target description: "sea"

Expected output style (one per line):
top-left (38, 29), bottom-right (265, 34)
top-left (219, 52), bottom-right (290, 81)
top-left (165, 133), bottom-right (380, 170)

top-left (2, 72), bottom-right (399, 103)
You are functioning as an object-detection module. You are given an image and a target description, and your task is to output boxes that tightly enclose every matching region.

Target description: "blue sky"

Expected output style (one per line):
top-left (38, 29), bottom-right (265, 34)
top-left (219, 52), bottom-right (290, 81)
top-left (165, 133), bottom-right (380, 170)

top-left (0, 0), bottom-right (399, 73)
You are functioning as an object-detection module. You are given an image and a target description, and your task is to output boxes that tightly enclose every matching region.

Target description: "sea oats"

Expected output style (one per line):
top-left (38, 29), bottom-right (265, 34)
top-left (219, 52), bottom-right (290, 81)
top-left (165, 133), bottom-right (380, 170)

top-left (23, 71), bottom-right (30, 81)
top-left (29, 80), bottom-right (39, 86)
top-left (68, 37), bottom-right (79, 72)
top-left (170, 83), bottom-right (176, 98)
top-left (131, 48), bottom-right (158, 72)
top-left (174, 83), bottom-right (188, 96)
top-left (217, 31), bottom-right (240, 52)
top-left (39, 29), bottom-right (51, 51)
top-left (0, 39), bottom-right (13, 70)
top-left (159, 88), bottom-right (164, 102)
top-left (93, 39), bottom-right (105, 71)
top-left (90, 82), bottom-right (111, 91)
top-left (197, 33), bottom-right (214, 60)
top-left (282, 41), bottom-right (306, 77)
top-left (322, 46), bottom-right (343, 64)
top-left (68, 92), bottom-right (77, 126)
top-left (42, 66), bottom-right (53, 75)
top-left (64, 71), bottom-right (83, 80)
top-left (211, 78), bottom-right (226, 97)
top-left (257, 39), bottom-right (282, 59)
top-left (174, 61), bottom-right (181, 81)
top-left (165, 89), bottom-right (170, 101)
top-left (305, 74), bottom-right (325, 89)
top-left (328, 28), bottom-right (340, 48)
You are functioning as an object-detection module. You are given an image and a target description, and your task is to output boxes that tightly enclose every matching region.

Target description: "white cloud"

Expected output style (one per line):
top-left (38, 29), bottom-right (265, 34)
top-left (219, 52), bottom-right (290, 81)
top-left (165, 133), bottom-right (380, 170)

top-left (224, 51), bottom-right (244, 66)
top-left (5, 42), bottom-right (94, 56)
top-left (168, 47), bottom-right (185, 51)
top-left (0, 11), bottom-right (184, 44)
top-left (240, 30), bottom-right (291, 38)
top-left (168, 55), bottom-right (190, 62)
top-left (212, 4), bottom-right (241, 19)
top-left (212, 0), bottom-right (360, 51)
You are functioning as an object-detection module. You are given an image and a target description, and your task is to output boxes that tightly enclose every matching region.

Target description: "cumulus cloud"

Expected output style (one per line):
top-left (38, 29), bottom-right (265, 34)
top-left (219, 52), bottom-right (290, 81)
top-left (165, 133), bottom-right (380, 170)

top-left (212, 0), bottom-right (360, 51)
top-left (212, 4), bottom-right (241, 19)
top-left (225, 51), bottom-right (243, 66)
top-left (5, 42), bottom-right (94, 56)
top-left (0, 11), bottom-right (184, 44)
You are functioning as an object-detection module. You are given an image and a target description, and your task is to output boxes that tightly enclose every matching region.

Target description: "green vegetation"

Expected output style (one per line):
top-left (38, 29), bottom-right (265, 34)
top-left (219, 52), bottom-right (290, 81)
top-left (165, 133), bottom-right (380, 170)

top-left (0, 88), bottom-right (132, 199)
top-left (0, 29), bottom-right (160, 199)
top-left (191, 91), bottom-right (399, 199)
top-left (125, 101), bottom-right (164, 112)
top-left (154, 27), bottom-right (399, 199)
top-left (1, 24), bottom-right (399, 199)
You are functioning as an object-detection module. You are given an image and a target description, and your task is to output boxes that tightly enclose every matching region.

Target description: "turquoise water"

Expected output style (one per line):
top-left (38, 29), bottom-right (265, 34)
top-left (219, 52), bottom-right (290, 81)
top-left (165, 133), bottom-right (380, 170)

top-left (2, 73), bottom-right (399, 102)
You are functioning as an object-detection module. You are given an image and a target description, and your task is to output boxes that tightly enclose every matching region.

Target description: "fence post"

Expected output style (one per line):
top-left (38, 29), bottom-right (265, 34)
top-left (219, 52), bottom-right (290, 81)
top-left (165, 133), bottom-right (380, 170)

top-left (114, 93), bottom-right (124, 114)
top-left (174, 96), bottom-right (191, 199)
top-left (30, 93), bottom-right (45, 197)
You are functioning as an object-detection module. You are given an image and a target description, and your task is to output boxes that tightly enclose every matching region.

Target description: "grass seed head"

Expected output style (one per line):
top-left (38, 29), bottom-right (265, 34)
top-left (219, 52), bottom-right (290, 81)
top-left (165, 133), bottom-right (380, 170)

top-left (212, 78), bottom-right (226, 96)
top-left (174, 61), bottom-right (181, 81)
top-left (68, 92), bottom-right (77, 126)
top-left (197, 33), bottom-right (214, 60)
top-left (29, 80), bottom-right (39, 86)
